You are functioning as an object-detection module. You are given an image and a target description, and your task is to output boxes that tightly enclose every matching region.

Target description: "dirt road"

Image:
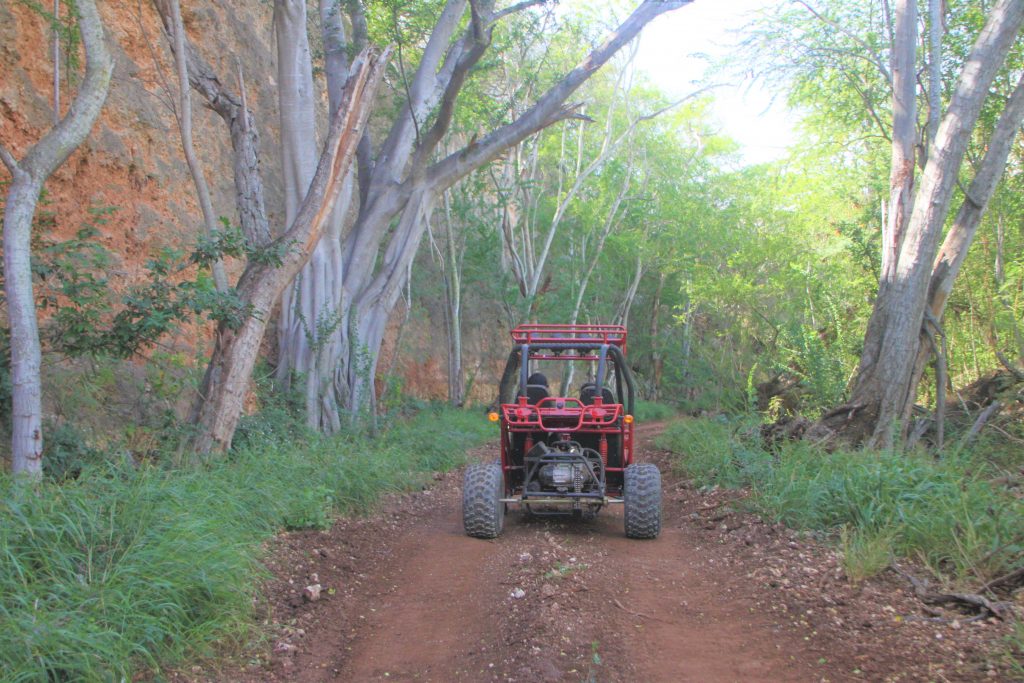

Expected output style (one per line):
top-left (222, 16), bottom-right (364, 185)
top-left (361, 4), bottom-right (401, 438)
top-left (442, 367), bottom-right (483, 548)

top-left (208, 423), bottom-right (1008, 682)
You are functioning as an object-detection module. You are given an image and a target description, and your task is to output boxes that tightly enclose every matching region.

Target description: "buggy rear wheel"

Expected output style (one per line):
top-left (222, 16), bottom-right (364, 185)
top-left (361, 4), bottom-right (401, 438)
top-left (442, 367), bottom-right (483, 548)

top-left (624, 463), bottom-right (661, 539)
top-left (463, 462), bottom-right (505, 538)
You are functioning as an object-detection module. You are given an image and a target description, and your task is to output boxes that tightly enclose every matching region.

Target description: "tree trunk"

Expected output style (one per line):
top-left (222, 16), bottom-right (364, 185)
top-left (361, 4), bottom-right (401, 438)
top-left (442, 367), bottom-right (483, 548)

top-left (165, 0), bottom-right (229, 292)
top-left (924, 0), bottom-right (944, 163)
top-left (191, 47), bottom-right (388, 455)
top-left (0, 0), bottom-right (112, 477)
top-left (649, 272), bottom-right (665, 400)
top-left (272, 0), bottom-right (348, 432)
top-left (907, 71), bottom-right (1024, 399)
top-left (439, 189), bottom-right (465, 406)
top-left (879, 0), bottom-right (916, 296)
top-left (289, 0), bottom-right (689, 428)
top-left (819, 0), bottom-right (1024, 449)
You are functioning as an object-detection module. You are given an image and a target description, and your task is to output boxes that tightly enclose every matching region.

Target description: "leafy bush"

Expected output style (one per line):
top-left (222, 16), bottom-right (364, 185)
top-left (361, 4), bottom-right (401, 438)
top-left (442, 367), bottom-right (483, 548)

top-left (40, 420), bottom-right (106, 481)
top-left (0, 405), bottom-right (492, 681)
top-left (656, 417), bottom-right (770, 488)
top-left (632, 400), bottom-right (676, 422)
top-left (658, 417), bottom-right (1024, 585)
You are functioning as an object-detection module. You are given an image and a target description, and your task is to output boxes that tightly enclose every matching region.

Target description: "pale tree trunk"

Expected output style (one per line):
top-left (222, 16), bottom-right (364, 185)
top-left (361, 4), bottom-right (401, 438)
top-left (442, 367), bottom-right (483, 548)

top-left (0, 0), bottom-right (112, 477)
top-left (52, 0), bottom-right (60, 124)
top-left (878, 0), bottom-right (916, 297)
top-left (274, 0), bottom-right (355, 433)
top-left (165, 0), bottom-right (229, 292)
top-left (649, 272), bottom-right (666, 400)
top-left (191, 48), bottom-right (388, 455)
top-left (286, 0), bottom-right (689, 426)
top-left (273, 0), bottom-right (319, 413)
top-left (907, 71), bottom-right (1024, 398)
top-left (843, 0), bottom-right (915, 434)
top-left (346, 189), bottom-right (438, 416)
top-left (276, 0), bottom-right (360, 432)
top-left (924, 0), bottom-right (944, 163)
top-left (283, 0), bottom-right (477, 423)
top-left (819, 0), bottom-right (1024, 449)
top-left (615, 253), bottom-right (644, 327)
top-left (435, 188), bottom-right (465, 406)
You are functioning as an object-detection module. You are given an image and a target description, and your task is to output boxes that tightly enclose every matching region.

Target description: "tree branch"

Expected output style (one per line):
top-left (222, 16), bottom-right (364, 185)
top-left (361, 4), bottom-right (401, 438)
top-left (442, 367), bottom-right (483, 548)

top-left (153, 0), bottom-right (271, 247)
top-left (412, 0), bottom-right (496, 169)
top-left (19, 0), bottom-right (113, 181)
top-left (795, 0), bottom-right (892, 82)
top-left (426, 0), bottom-right (691, 192)
top-left (489, 0), bottom-right (546, 25)
top-left (372, 0), bottom-right (468, 188)
top-left (0, 144), bottom-right (19, 175)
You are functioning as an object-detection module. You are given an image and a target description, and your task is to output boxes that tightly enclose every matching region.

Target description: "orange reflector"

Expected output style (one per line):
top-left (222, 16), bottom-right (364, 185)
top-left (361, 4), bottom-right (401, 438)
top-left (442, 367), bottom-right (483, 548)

top-left (488, 412), bottom-right (499, 422)
top-left (624, 414), bottom-right (634, 424)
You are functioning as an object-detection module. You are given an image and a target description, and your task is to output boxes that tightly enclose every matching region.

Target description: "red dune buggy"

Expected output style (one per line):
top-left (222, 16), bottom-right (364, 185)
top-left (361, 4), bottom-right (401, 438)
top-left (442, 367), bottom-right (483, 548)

top-left (463, 324), bottom-right (661, 539)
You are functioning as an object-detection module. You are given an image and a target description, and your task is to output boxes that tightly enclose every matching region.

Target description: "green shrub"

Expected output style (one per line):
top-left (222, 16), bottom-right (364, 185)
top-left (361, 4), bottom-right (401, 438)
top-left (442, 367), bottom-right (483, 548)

top-left (41, 420), bottom-right (105, 481)
top-left (633, 400), bottom-right (675, 422)
top-left (659, 417), bottom-right (1024, 585)
top-left (839, 525), bottom-right (896, 583)
top-left (656, 416), bottom-right (769, 488)
top-left (0, 405), bottom-right (493, 681)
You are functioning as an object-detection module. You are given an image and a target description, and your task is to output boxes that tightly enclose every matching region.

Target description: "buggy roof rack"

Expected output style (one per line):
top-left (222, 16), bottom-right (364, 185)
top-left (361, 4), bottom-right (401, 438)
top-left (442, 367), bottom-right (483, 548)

top-left (511, 324), bottom-right (627, 351)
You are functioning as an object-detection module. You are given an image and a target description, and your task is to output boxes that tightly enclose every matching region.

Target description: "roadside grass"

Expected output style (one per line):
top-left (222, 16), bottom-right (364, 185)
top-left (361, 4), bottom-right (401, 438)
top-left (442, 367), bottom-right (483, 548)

top-left (0, 405), bottom-right (492, 682)
top-left (656, 417), bottom-right (1024, 587)
top-left (633, 400), bottom-right (676, 422)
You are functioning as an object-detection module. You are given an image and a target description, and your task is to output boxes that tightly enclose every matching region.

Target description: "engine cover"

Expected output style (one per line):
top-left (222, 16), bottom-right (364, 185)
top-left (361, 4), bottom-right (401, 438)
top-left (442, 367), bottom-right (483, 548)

top-left (539, 463), bottom-right (576, 488)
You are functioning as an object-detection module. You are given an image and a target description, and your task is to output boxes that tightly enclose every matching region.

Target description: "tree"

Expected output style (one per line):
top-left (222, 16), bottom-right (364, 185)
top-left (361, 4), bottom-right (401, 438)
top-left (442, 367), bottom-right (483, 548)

top-left (190, 47), bottom-right (389, 455)
top-left (274, 0), bottom-right (691, 429)
top-left (163, 0), bottom-right (229, 293)
top-left (0, 0), bottom-right (113, 476)
top-left (819, 0), bottom-right (1024, 448)
top-left (152, 1), bottom-right (394, 454)
top-left (907, 70), bottom-right (1024, 447)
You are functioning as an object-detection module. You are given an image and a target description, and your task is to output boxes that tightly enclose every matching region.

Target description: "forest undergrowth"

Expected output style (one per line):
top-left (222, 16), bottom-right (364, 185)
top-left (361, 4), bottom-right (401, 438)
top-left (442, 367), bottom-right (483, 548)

top-left (0, 401), bottom-right (491, 682)
top-left (657, 412), bottom-right (1024, 671)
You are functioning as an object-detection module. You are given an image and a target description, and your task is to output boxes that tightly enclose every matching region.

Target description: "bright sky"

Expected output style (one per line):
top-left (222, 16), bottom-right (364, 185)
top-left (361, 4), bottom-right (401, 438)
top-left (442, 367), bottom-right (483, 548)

top-left (633, 0), bottom-right (795, 165)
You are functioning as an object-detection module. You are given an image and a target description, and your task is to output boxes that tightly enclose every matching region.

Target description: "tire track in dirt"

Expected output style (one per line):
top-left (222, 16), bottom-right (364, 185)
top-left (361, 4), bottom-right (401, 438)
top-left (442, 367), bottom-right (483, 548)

top-left (194, 421), bottom-right (1010, 683)
top-left (273, 422), bottom-right (825, 682)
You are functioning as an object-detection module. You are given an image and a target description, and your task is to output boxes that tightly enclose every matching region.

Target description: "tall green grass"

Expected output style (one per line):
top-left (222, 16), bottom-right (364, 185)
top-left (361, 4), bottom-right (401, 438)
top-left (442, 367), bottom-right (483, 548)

top-left (632, 400), bottom-right (676, 422)
top-left (657, 418), bottom-right (1024, 586)
top-left (0, 405), bottom-right (492, 681)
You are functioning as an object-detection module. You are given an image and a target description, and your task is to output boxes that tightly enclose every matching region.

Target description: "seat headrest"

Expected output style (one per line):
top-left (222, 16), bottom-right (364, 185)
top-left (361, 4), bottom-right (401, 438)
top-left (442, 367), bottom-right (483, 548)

top-left (525, 384), bottom-right (550, 405)
top-left (580, 384), bottom-right (614, 405)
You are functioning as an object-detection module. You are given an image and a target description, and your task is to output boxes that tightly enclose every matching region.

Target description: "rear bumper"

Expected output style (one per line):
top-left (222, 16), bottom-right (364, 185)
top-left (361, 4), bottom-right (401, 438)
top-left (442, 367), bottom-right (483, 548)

top-left (500, 495), bottom-right (624, 505)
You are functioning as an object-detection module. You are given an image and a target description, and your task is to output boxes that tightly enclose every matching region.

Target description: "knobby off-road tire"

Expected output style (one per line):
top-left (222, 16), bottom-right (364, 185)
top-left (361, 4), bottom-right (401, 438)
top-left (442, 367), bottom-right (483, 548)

top-left (463, 462), bottom-right (505, 539)
top-left (624, 463), bottom-right (662, 539)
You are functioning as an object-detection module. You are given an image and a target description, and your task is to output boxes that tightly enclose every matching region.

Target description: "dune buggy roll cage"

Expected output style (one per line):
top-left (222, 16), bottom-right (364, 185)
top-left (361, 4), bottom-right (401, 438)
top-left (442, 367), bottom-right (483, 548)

top-left (497, 324), bottom-right (637, 507)
top-left (505, 324), bottom-right (635, 414)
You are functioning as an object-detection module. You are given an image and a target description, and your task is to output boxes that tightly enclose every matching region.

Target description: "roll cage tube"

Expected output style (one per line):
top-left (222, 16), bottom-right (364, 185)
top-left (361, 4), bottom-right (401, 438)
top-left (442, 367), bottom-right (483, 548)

top-left (595, 344), bottom-right (608, 397)
top-left (513, 342), bottom-right (635, 415)
top-left (518, 344), bottom-right (530, 398)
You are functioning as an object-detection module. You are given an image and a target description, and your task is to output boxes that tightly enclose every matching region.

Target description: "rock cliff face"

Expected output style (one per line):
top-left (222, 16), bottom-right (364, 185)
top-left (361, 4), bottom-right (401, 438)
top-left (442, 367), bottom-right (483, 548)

top-left (1, 1), bottom-right (287, 275)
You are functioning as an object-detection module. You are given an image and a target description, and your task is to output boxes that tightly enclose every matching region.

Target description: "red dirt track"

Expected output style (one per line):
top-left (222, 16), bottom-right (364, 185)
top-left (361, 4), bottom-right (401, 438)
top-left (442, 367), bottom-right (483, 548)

top-left (191, 422), bottom-right (1011, 682)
